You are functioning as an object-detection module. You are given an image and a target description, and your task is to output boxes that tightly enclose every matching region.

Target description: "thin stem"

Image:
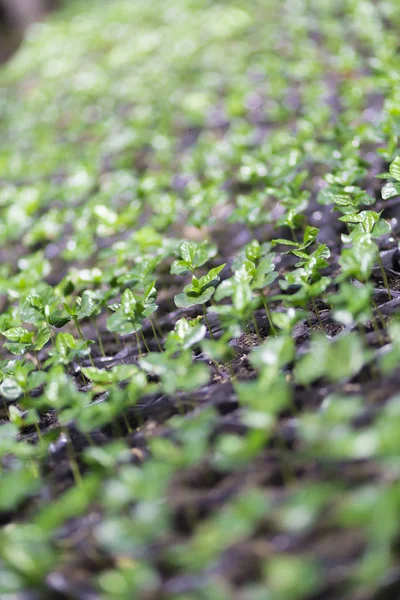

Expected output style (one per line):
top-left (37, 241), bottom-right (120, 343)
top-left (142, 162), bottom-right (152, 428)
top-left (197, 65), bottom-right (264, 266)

top-left (377, 252), bottom-right (392, 300)
top-left (140, 330), bottom-right (151, 354)
top-left (77, 359), bottom-right (89, 386)
top-left (75, 318), bottom-right (85, 340)
top-left (261, 290), bottom-right (277, 336)
top-left (83, 431), bottom-right (96, 447)
top-left (370, 302), bottom-right (385, 345)
top-left (122, 413), bottom-right (133, 434)
top-left (34, 350), bottom-right (42, 371)
top-left (150, 317), bottom-right (163, 352)
top-left (372, 299), bottom-right (387, 335)
top-left (202, 304), bottom-right (214, 340)
top-left (48, 326), bottom-right (56, 348)
top-left (152, 315), bottom-right (164, 340)
top-left (91, 318), bottom-right (106, 357)
top-left (311, 298), bottom-right (325, 331)
top-left (34, 421), bottom-right (43, 442)
top-left (2, 397), bottom-right (10, 419)
top-left (75, 318), bottom-right (95, 367)
top-left (135, 331), bottom-right (143, 358)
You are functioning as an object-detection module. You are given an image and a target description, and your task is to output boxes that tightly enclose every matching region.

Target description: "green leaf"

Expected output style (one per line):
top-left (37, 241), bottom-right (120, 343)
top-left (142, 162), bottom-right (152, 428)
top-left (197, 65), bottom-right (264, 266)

top-left (179, 241), bottom-right (197, 266)
top-left (382, 181), bottom-right (400, 200)
top-left (56, 333), bottom-right (76, 357)
top-left (232, 278), bottom-right (252, 312)
top-left (34, 326), bottom-right (50, 351)
top-left (198, 264), bottom-right (226, 289)
top-left (170, 259), bottom-right (191, 275)
top-left (389, 157), bottom-right (400, 181)
top-left (78, 291), bottom-right (98, 319)
top-left (303, 226), bottom-right (319, 245)
top-left (0, 377), bottom-right (22, 401)
top-left (121, 289), bottom-right (136, 314)
top-left (2, 327), bottom-right (31, 342)
top-left (272, 238), bottom-right (299, 247)
top-left (339, 211), bottom-right (380, 234)
top-left (47, 315), bottom-right (71, 328)
top-left (0, 468), bottom-right (40, 511)
top-left (82, 364), bottom-right (138, 385)
top-left (253, 262), bottom-right (278, 289)
top-left (328, 334), bottom-right (368, 382)
top-left (251, 335), bottom-right (295, 372)
top-left (4, 342), bottom-right (28, 355)
top-left (167, 318), bottom-right (207, 350)
top-left (295, 335), bottom-right (329, 385)
top-left (174, 286), bottom-right (215, 308)
top-left (106, 311), bottom-right (142, 335)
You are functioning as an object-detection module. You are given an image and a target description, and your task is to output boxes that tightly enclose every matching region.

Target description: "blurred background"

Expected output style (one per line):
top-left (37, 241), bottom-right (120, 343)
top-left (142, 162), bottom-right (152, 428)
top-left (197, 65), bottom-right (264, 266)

top-left (0, 0), bottom-right (57, 61)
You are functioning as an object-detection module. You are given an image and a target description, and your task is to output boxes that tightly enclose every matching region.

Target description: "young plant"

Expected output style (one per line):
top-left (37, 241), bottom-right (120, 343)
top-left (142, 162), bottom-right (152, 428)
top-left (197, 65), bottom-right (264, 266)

top-left (64, 290), bottom-right (106, 356)
top-left (44, 332), bottom-right (94, 369)
top-left (106, 283), bottom-right (160, 354)
top-left (339, 210), bottom-right (391, 299)
top-left (172, 240), bottom-right (225, 339)
top-left (2, 325), bottom-right (50, 366)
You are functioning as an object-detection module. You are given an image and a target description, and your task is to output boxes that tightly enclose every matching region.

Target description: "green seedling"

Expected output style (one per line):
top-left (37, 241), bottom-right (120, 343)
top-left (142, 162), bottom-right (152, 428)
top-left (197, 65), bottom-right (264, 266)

top-left (172, 241), bottom-right (225, 338)
top-left (107, 284), bottom-right (160, 353)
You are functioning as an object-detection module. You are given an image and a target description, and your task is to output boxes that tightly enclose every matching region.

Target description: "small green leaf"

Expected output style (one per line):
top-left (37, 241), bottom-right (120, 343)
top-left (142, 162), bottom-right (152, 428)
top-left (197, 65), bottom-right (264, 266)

top-left (56, 333), bottom-right (76, 357)
top-left (4, 342), bottom-right (28, 355)
top-left (47, 315), bottom-right (71, 328)
top-left (170, 259), bottom-right (191, 275)
top-left (382, 181), bottom-right (400, 200)
top-left (34, 326), bottom-right (50, 351)
top-left (174, 286), bottom-right (215, 308)
top-left (0, 468), bottom-right (40, 511)
top-left (2, 327), bottom-right (31, 342)
top-left (389, 157), bottom-right (400, 181)
top-left (106, 311), bottom-right (141, 335)
top-left (0, 377), bottom-right (22, 401)
top-left (198, 264), bottom-right (226, 289)
top-left (180, 241), bottom-right (196, 265)
top-left (78, 291), bottom-right (98, 319)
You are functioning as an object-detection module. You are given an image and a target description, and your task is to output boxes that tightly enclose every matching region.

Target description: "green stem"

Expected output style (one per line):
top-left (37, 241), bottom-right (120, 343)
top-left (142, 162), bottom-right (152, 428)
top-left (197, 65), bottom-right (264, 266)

top-left (75, 318), bottom-right (95, 367)
top-left (34, 350), bottom-right (42, 371)
top-left (135, 331), bottom-right (143, 358)
top-left (122, 413), bottom-right (133, 434)
top-left (150, 317), bottom-right (163, 352)
top-left (2, 397), bottom-right (10, 419)
top-left (152, 315), bottom-right (164, 340)
top-left (370, 301), bottom-right (385, 345)
top-left (311, 298), bottom-right (325, 331)
top-left (261, 290), bottom-right (277, 336)
top-left (377, 252), bottom-right (392, 300)
top-left (91, 318), bottom-right (106, 357)
top-left (48, 326), bottom-right (56, 348)
top-left (34, 421), bottom-right (43, 442)
top-left (140, 330), bottom-right (151, 354)
top-left (64, 428), bottom-right (82, 486)
top-left (371, 299), bottom-right (387, 335)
